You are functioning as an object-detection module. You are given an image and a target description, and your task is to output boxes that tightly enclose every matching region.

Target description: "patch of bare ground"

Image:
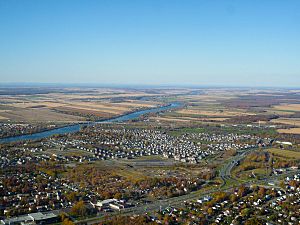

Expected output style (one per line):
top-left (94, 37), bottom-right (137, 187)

top-left (277, 128), bottom-right (300, 134)
top-left (271, 118), bottom-right (300, 126)
top-left (273, 104), bottom-right (300, 112)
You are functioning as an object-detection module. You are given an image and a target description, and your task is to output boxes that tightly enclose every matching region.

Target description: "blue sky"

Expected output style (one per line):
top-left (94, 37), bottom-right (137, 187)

top-left (0, 0), bottom-right (299, 87)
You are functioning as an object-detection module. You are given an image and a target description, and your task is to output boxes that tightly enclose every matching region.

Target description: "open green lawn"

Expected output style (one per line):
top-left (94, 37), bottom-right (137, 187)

top-left (232, 167), bottom-right (268, 182)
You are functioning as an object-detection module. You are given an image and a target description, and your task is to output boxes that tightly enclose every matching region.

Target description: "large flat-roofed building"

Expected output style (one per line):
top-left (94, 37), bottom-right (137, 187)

top-left (0, 212), bottom-right (58, 225)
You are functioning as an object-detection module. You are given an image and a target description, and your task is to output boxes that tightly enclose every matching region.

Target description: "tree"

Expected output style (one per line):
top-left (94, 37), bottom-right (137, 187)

top-left (229, 194), bottom-right (237, 202)
top-left (258, 187), bottom-right (266, 198)
top-left (207, 207), bottom-right (213, 215)
top-left (289, 180), bottom-right (298, 188)
top-left (237, 185), bottom-right (246, 197)
top-left (114, 192), bottom-right (122, 200)
top-left (163, 214), bottom-right (175, 225)
top-left (241, 208), bottom-right (252, 218)
top-left (62, 218), bottom-right (75, 225)
top-left (71, 201), bottom-right (87, 217)
top-left (245, 217), bottom-right (263, 225)
top-left (66, 192), bottom-right (77, 202)
top-left (279, 180), bottom-right (285, 189)
top-left (214, 191), bottom-right (227, 202)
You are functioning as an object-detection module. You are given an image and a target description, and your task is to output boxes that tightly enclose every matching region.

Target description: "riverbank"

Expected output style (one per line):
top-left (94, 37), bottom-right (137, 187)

top-left (0, 102), bottom-right (182, 144)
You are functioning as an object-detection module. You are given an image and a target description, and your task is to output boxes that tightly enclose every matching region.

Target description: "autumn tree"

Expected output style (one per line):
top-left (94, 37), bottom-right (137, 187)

top-left (62, 218), bottom-right (75, 225)
top-left (258, 187), bottom-right (266, 198)
top-left (70, 201), bottom-right (87, 217)
top-left (114, 192), bottom-right (122, 200)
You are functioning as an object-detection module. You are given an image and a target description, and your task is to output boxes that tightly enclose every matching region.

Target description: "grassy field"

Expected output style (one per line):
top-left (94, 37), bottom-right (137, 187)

top-left (266, 148), bottom-right (300, 159)
top-left (232, 167), bottom-right (268, 182)
top-left (113, 169), bottom-right (149, 182)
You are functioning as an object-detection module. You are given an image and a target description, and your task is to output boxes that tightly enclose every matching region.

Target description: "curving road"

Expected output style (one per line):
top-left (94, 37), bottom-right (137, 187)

top-left (75, 146), bottom-right (300, 225)
top-left (219, 148), bottom-right (256, 187)
top-left (75, 148), bottom-right (257, 225)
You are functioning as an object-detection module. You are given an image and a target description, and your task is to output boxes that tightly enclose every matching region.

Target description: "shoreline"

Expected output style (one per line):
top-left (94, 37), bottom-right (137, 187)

top-left (0, 102), bottom-right (182, 144)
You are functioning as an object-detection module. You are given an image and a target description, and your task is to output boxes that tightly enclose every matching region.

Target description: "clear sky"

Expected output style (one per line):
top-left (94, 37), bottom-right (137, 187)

top-left (0, 0), bottom-right (299, 87)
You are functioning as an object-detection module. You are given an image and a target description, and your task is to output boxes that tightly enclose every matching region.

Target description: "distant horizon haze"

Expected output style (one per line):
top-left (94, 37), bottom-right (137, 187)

top-left (0, 82), bottom-right (299, 89)
top-left (0, 0), bottom-right (299, 87)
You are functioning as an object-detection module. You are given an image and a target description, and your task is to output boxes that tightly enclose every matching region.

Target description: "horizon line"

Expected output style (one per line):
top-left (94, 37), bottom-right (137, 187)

top-left (0, 82), bottom-right (299, 90)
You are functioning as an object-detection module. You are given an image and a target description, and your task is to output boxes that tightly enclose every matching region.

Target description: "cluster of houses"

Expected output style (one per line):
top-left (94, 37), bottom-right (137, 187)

top-left (220, 178), bottom-right (299, 225)
top-left (2, 125), bottom-right (295, 222)
top-left (268, 173), bottom-right (300, 223)
top-left (0, 170), bottom-right (76, 216)
top-left (0, 166), bottom-right (126, 217)
top-left (0, 147), bottom-right (35, 168)
top-left (152, 173), bottom-right (300, 224)
top-left (0, 143), bottom-right (209, 218)
top-left (42, 127), bottom-right (259, 164)
top-left (0, 147), bottom-right (94, 168)
top-left (183, 132), bottom-right (258, 144)
top-left (0, 123), bottom-right (57, 139)
top-left (0, 166), bottom-right (135, 221)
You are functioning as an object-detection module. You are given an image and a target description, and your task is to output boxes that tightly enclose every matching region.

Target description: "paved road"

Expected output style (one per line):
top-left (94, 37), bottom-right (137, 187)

top-left (76, 149), bottom-right (257, 225)
top-left (75, 147), bottom-right (299, 225)
top-left (219, 148), bottom-right (255, 187)
top-left (76, 184), bottom-right (239, 225)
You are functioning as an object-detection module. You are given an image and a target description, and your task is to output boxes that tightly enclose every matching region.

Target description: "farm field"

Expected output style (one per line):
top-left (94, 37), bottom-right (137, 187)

top-left (277, 128), bottom-right (300, 134)
top-left (271, 118), bottom-right (300, 126)
top-left (0, 87), bottom-right (171, 123)
top-left (0, 107), bottom-right (85, 123)
top-left (1, 86), bottom-right (300, 225)
top-left (1, 86), bottom-right (300, 137)
top-left (273, 104), bottom-right (300, 112)
top-left (175, 108), bottom-right (254, 117)
top-left (150, 116), bottom-right (228, 123)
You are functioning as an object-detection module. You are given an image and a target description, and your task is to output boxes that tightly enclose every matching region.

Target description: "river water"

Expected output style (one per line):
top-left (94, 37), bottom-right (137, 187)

top-left (0, 102), bottom-right (181, 143)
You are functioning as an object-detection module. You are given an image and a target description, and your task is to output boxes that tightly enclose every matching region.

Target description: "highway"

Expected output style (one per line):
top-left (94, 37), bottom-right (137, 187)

top-left (75, 147), bottom-right (299, 225)
top-left (76, 184), bottom-right (241, 225)
top-left (219, 148), bottom-right (255, 187)
top-left (75, 148), bottom-right (256, 225)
